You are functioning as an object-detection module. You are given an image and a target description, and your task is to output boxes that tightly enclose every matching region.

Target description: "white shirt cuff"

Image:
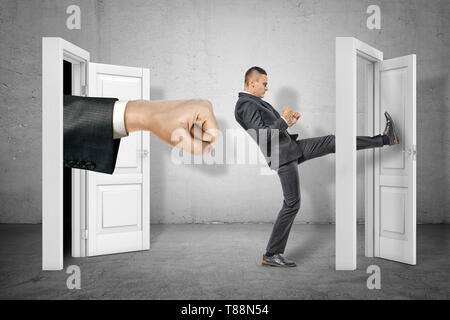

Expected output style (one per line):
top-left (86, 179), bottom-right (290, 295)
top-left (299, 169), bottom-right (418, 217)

top-left (281, 116), bottom-right (289, 125)
top-left (113, 100), bottom-right (129, 139)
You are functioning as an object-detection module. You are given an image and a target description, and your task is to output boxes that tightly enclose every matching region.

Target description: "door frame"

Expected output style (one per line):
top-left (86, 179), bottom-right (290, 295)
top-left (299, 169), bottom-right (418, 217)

top-left (335, 37), bottom-right (383, 270)
top-left (42, 37), bottom-right (89, 270)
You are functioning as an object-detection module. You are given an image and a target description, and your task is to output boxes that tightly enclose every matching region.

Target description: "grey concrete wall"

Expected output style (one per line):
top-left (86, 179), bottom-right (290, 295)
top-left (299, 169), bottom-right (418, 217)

top-left (1, 0), bottom-right (448, 224)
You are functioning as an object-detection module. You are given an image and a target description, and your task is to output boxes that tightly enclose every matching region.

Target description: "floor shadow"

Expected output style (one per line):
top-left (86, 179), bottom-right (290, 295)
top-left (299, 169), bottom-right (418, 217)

top-left (288, 225), bottom-right (329, 262)
top-left (149, 223), bottom-right (168, 244)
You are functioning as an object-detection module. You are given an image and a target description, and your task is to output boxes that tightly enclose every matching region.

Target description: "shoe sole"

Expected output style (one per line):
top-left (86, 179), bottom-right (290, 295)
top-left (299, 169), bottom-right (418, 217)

top-left (384, 112), bottom-right (400, 145)
top-left (261, 260), bottom-right (297, 268)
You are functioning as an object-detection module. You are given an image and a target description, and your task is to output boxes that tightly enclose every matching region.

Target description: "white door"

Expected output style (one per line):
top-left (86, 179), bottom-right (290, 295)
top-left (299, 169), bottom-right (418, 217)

top-left (86, 63), bottom-right (150, 256)
top-left (374, 54), bottom-right (416, 265)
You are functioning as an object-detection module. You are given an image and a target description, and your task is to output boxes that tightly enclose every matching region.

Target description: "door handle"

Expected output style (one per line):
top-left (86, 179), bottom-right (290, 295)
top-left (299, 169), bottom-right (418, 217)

top-left (138, 149), bottom-right (149, 157)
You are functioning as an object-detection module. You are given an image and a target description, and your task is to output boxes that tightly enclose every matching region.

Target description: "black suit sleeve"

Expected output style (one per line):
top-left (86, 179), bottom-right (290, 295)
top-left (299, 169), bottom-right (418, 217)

top-left (63, 95), bottom-right (120, 175)
top-left (238, 100), bottom-right (289, 144)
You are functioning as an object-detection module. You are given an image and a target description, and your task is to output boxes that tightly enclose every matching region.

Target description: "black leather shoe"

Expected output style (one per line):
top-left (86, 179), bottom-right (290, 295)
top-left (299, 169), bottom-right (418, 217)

top-left (262, 253), bottom-right (297, 267)
top-left (383, 111), bottom-right (400, 145)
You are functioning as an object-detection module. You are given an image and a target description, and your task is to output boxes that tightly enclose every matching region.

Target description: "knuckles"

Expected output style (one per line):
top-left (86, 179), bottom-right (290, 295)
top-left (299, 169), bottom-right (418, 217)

top-left (195, 99), bottom-right (213, 110)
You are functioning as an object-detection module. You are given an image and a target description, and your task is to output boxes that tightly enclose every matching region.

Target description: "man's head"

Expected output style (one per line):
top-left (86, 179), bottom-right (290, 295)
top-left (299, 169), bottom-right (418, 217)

top-left (244, 66), bottom-right (268, 98)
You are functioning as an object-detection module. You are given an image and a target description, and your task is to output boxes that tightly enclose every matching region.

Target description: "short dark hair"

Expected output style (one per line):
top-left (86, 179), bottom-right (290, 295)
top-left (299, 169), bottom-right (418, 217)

top-left (245, 66), bottom-right (267, 85)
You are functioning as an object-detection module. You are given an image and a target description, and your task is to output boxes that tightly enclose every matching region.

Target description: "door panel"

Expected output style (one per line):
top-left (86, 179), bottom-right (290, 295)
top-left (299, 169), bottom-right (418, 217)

top-left (380, 187), bottom-right (407, 237)
top-left (93, 66), bottom-right (143, 175)
top-left (375, 54), bottom-right (416, 265)
top-left (100, 185), bottom-right (141, 229)
top-left (87, 62), bottom-right (150, 256)
top-left (116, 134), bottom-right (141, 171)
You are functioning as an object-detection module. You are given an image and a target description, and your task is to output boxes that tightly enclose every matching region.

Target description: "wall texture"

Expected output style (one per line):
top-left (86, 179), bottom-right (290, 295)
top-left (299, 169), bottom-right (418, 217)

top-left (1, 0), bottom-right (449, 224)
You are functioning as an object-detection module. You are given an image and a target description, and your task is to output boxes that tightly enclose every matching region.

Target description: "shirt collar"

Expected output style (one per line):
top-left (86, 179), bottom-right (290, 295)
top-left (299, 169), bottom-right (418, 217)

top-left (239, 91), bottom-right (262, 101)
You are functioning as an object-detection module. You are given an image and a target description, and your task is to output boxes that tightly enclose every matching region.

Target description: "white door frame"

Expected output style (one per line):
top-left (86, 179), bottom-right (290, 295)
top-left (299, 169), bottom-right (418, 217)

top-left (335, 37), bottom-right (383, 270)
top-left (42, 37), bottom-right (89, 270)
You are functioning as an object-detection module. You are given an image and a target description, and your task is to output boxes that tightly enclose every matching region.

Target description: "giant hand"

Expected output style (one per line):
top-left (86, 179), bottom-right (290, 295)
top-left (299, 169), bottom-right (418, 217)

top-left (124, 99), bottom-right (220, 155)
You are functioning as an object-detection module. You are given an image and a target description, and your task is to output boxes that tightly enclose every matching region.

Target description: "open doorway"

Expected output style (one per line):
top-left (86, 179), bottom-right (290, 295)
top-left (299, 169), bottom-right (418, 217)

top-left (356, 55), bottom-right (375, 258)
top-left (63, 60), bottom-right (72, 257)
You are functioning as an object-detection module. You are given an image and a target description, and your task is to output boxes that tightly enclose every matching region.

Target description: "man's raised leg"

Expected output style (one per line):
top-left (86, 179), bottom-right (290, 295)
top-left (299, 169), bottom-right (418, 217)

top-left (297, 111), bottom-right (400, 163)
top-left (297, 134), bottom-right (388, 163)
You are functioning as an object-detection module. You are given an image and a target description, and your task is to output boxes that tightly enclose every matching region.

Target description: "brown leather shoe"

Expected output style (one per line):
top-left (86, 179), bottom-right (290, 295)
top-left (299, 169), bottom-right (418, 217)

top-left (383, 111), bottom-right (400, 145)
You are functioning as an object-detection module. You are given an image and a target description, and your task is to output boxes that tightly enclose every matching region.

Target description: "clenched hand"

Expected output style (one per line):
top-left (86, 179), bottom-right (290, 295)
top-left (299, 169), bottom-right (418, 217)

top-left (282, 106), bottom-right (301, 127)
top-left (124, 99), bottom-right (220, 155)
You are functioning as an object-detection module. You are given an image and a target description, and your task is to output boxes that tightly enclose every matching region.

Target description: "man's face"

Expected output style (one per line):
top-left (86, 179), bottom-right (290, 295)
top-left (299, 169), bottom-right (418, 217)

top-left (250, 74), bottom-right (268, 98)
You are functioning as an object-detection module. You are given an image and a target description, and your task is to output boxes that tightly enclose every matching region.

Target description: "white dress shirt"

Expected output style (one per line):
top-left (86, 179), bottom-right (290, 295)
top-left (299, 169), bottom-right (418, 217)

top-left (113, 100), bottom-right (129, 139)
top-left (239, 91), bottom-right (289, 125)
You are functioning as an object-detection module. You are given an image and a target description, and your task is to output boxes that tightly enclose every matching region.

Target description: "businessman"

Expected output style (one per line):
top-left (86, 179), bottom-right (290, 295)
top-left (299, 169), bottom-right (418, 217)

top-left (234, 66), bottom-right (400, 267)
top-left (63, 96), bottom-right (219, 174)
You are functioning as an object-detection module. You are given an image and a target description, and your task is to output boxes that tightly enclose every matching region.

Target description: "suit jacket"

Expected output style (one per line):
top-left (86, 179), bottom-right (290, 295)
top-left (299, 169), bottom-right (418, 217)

top-left (234, 92), bottom-right (303, 169)
top-left (63, 95), bottom-right (121, 175)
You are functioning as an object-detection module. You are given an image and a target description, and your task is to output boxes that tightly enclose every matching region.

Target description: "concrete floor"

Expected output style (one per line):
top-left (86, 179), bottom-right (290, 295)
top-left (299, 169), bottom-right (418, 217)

top-left (0, 224), bottom-right (448, 299)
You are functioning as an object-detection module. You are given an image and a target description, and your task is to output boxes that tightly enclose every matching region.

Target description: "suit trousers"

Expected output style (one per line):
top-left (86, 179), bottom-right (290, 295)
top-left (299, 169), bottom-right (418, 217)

top-left (265, 134), bottom-right (384, 254)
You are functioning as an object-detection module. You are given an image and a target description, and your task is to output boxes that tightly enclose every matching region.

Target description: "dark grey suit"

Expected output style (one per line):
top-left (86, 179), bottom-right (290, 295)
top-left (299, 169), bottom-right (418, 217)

top-left (63, 95), bottom-right (120, 174)
top-left (235, 92), bottom-right (303, 170)
top-left (235, 92), bottom-right (385, 255)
